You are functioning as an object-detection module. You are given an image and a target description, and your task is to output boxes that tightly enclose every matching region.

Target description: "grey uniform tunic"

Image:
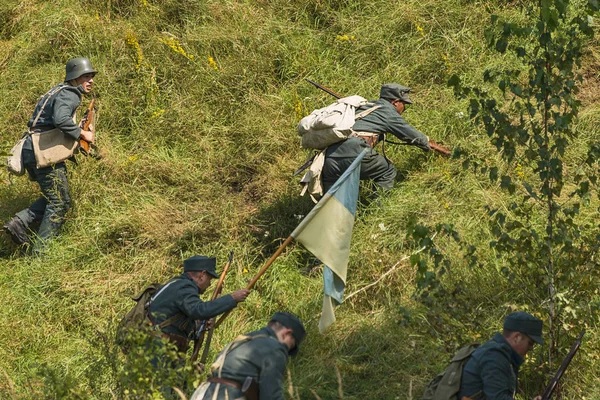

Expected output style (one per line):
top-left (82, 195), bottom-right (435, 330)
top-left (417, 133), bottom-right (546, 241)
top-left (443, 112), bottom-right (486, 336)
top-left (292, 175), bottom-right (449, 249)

top-left (322, 98), bottom-right (430, 191)
top-left (201, 326), bottom-right (290, 400)
top-left (459, 333), bottom-right (524, 400)
top-left (148, 273), bottom-right (238, 339)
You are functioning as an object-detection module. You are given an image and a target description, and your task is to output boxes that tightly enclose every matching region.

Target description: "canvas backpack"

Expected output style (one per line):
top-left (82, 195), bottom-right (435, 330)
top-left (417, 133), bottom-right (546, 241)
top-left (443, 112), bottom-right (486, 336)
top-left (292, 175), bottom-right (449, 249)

top-left (419, 344), bottom-right (480, 400)
top-left (115, 279), bottom-right (184, 350)
top-left (297, 95), bottom-right (381, 150)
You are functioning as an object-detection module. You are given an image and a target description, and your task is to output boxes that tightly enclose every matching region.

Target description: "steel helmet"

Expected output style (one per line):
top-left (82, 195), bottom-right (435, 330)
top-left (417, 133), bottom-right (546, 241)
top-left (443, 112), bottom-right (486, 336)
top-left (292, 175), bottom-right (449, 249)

top-left (65, 57), bottom-right (97, 81)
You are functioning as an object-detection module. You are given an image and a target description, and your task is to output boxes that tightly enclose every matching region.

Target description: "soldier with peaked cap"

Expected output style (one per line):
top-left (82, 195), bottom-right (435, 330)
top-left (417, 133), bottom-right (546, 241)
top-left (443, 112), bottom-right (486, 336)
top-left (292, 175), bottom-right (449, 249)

top-left (148, 255), bottom-right (250, 356)
top-left (3, 57), bottom-right (97, 253)
top-left (459, 312), bottom-right (544, 400)
top-left (190, 311), bottom-right (306, 400)
top-left (321, 83), bottom-right (431, 193)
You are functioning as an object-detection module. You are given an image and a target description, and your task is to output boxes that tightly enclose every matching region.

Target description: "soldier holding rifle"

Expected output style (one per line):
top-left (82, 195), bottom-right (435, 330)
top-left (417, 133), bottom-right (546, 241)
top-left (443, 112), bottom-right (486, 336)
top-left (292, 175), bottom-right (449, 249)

top-left (148, 255), bottom-right (249, 361)
top-left (320, 83), bottom-right (438, 192)
top-left (459, 312), bottom-right (544, 400)
top-left (3, 57), bottom-right (97, 254)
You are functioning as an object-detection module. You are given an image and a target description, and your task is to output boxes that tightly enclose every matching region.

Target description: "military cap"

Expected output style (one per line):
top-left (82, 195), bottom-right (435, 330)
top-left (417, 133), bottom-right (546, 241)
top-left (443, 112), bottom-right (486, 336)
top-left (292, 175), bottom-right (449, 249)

top-left (183, 255), bottom-right (219, 278)
top-left (65, 58), bottom-right (97, 81)
top-left (380, 83), bottom-right (413, 104)
top-left (504, 311), bottom-right (544, 345)
top-left (271, 311), bottom-right (306, 356)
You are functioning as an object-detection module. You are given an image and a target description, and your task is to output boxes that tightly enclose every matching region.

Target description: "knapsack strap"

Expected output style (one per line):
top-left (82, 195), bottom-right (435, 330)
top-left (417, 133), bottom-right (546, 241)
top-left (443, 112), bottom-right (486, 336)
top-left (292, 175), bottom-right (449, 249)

top-left (31, 85), bottom-right (69, 129)
top-left (212, 334), bottom-right (269, 378)
top-left (354, 104), bottom-right (381, 120)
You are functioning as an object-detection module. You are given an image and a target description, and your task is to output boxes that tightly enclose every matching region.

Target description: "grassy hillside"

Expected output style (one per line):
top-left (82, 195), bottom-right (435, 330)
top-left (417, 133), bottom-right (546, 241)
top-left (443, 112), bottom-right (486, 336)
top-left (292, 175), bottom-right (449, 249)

top-left (1, 0), bottom-right (599, 398)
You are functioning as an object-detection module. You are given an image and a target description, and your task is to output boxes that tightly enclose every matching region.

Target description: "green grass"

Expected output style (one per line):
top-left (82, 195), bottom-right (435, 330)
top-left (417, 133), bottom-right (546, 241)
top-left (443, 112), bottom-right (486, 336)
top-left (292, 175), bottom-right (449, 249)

top-left (1, 0), bottom-right (600, 398)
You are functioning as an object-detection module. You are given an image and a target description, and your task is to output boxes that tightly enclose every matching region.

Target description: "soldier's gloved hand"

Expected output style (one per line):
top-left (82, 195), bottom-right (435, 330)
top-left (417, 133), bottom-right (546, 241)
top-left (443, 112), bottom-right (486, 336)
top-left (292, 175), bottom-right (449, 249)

top-left (231, 289), bottom-right (250, 303)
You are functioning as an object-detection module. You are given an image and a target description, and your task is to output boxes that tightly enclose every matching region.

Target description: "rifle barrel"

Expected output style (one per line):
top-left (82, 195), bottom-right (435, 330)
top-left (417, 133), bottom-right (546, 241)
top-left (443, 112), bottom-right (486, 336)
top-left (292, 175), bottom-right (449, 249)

top-left (304, 78), bottom-right (342, 99)
top-left (541, 331), bottom-right (585, 400)
top-left (191, 251), bottom-right (234, 364)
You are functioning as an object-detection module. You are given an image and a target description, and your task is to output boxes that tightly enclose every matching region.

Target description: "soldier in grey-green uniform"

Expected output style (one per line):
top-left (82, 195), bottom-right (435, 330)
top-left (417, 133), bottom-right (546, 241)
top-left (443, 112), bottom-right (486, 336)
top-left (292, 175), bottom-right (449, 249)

top-left (190, 312), bottom-right (306, 400)
top-left (148, 255), bottom-right (250, 357)
top-left (321, 83), bottom-right (430, 192)
top-left (3, 58), bottom-right (96, 253)
top-left (459, 312), bottom-right (544, 400)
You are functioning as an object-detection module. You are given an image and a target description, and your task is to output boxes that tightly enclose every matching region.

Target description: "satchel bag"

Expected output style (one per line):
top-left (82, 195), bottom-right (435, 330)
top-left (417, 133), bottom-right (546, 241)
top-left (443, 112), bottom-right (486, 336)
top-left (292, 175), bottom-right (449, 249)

top-left (31, 128), bottom-right (77, 168)
top-left (6, 134), bottom-right (27, 176)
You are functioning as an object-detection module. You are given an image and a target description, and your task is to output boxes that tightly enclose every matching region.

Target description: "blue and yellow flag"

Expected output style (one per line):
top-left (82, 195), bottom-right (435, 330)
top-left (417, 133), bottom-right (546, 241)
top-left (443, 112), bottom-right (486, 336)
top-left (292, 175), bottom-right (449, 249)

top-left (291, 149), bottom-right (367, 332)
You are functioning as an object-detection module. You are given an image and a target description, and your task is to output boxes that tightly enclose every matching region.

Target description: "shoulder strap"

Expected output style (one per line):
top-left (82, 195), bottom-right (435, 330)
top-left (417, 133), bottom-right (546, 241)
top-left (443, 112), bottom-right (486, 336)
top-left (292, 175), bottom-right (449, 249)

top-left (146, 278), bottom-right (185, 329)
top-left (212, 334), bottom-right (269, 378)
top-left (31, 84), bottom-right (69, 129)
top-left (149, 278), bottom-right (180, 303)
top-left (354, 105), bottom-right (381, 120)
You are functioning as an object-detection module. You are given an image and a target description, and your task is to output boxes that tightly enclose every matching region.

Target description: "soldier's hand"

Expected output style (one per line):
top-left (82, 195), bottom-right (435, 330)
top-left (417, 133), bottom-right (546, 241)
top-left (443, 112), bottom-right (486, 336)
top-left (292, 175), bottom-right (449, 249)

top-left (206, 318), bottom-right (215, 330)
top-left (231, 289), bottom-right (250, 303)
top-left (80, 130), bottom-right (95, 143)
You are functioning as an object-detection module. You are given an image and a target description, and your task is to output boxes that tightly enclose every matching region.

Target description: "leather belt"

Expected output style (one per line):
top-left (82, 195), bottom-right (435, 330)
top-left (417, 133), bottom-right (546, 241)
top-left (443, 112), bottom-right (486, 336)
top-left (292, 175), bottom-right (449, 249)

top-left (208, 377), bottom-right (242, 390)
top-left (350, 131), bottom-right (379, 147)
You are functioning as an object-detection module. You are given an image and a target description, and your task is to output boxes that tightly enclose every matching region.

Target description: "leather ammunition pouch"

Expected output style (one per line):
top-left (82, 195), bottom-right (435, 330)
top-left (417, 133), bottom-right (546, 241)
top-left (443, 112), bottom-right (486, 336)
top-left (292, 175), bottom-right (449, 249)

top-left (161, 332), bottom-right (190, 353)
top-left (350, 131), bottom-right (379, 147)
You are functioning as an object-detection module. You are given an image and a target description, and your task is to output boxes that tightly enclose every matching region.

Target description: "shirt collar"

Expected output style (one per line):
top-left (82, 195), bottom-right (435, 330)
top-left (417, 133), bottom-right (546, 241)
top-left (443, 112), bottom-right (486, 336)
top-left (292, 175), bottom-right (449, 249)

top-left (493, 332), bottom-right (524, 366)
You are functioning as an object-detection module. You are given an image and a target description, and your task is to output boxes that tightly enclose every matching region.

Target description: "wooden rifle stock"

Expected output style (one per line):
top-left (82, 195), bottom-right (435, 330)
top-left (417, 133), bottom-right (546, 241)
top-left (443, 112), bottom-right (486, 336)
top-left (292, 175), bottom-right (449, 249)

top-left (79, 98), bottom-right (95, 155)
top-left (304, 78), bottom-right (451, 156)
top-left (541, 331), bottom-right (585, 400)
top-left (190, 251), bottom-right (234, 364)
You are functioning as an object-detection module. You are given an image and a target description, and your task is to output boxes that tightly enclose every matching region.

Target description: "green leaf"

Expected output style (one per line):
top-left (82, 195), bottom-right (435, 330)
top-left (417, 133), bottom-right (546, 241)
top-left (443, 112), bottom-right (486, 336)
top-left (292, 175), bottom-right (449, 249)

top-left (495, 38), bottom-right (508, 53)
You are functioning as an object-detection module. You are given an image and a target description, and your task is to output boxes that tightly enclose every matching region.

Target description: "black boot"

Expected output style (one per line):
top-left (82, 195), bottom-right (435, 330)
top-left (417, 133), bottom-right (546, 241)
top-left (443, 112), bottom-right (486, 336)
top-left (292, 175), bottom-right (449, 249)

top-left (3, 216), bottom-right (30, 245)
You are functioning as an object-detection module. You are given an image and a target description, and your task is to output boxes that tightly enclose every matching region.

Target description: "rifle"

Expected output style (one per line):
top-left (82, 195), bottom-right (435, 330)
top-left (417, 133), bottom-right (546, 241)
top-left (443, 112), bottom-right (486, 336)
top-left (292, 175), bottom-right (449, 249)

top-left (541, 331), bottom-right (585, 400)
top-left (304, 78), bottom-right (451, 156)
top-left (190, 250), bottom-right (234, 364)
top-left (78, 96), bottom-right (101, 159)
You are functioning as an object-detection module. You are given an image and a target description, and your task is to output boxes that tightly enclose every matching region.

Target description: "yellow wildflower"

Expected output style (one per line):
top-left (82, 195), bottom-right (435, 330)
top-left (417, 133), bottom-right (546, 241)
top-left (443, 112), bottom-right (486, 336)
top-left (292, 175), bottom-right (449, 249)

top-left (335, 34), bottom-right (356, 42)
top-left (515, 163), bottom-right (525, 179)
top-left (128, 155), bottom-right (139, 163)
top-left (294, 100), bottom-right (303, 121)
top-left (125, 32), bottom-right (144, 71)
top-left (207, 56), bottom-right (219, 71)
top-left (416, 24), bottom-right (425, 37)
top-left (151, 109), bottom-right (165, 119)
top-left (159, 36), bottom-right (194, 60)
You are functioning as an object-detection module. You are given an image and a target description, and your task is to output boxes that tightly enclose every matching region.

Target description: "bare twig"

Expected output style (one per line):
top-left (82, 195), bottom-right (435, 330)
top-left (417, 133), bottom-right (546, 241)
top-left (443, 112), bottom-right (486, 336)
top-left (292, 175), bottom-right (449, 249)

top-left (335, 364), bottom-right (344, 399)
top-left (310, 389), bottom-right (323, 400)
top-left (287, 368), bottom-right (295, 399)
top-left (345, 234), bottom-right (435, 301)
top-left (172, 387), bottom-right (187, 400)
top-left (1, 367), bottom-right (17, 399)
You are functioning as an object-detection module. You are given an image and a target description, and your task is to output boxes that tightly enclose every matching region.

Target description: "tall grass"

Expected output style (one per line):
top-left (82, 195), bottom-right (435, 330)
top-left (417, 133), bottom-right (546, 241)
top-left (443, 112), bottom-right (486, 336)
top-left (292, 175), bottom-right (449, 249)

top-left (0, 0), bottom-right (599, 398)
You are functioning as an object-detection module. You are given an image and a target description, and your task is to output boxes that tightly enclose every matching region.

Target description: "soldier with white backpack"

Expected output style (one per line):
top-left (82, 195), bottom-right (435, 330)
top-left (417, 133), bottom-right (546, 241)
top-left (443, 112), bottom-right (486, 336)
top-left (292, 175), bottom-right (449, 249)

top-left (298, 83), bottom-right (432, 200)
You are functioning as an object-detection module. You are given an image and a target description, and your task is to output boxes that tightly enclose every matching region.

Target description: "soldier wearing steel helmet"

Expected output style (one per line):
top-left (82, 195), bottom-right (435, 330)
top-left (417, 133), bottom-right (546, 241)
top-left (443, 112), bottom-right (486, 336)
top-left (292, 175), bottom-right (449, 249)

top-left (190, 312), bottom-right (306, 400)
top-left (3, 57), bottom-right (97, 253)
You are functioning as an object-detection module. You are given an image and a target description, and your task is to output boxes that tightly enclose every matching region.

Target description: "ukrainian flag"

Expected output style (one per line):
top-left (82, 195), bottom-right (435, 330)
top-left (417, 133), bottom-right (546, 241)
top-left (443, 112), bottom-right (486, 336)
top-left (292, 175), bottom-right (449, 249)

top-left (291, 149), bottom-right (367, 332)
